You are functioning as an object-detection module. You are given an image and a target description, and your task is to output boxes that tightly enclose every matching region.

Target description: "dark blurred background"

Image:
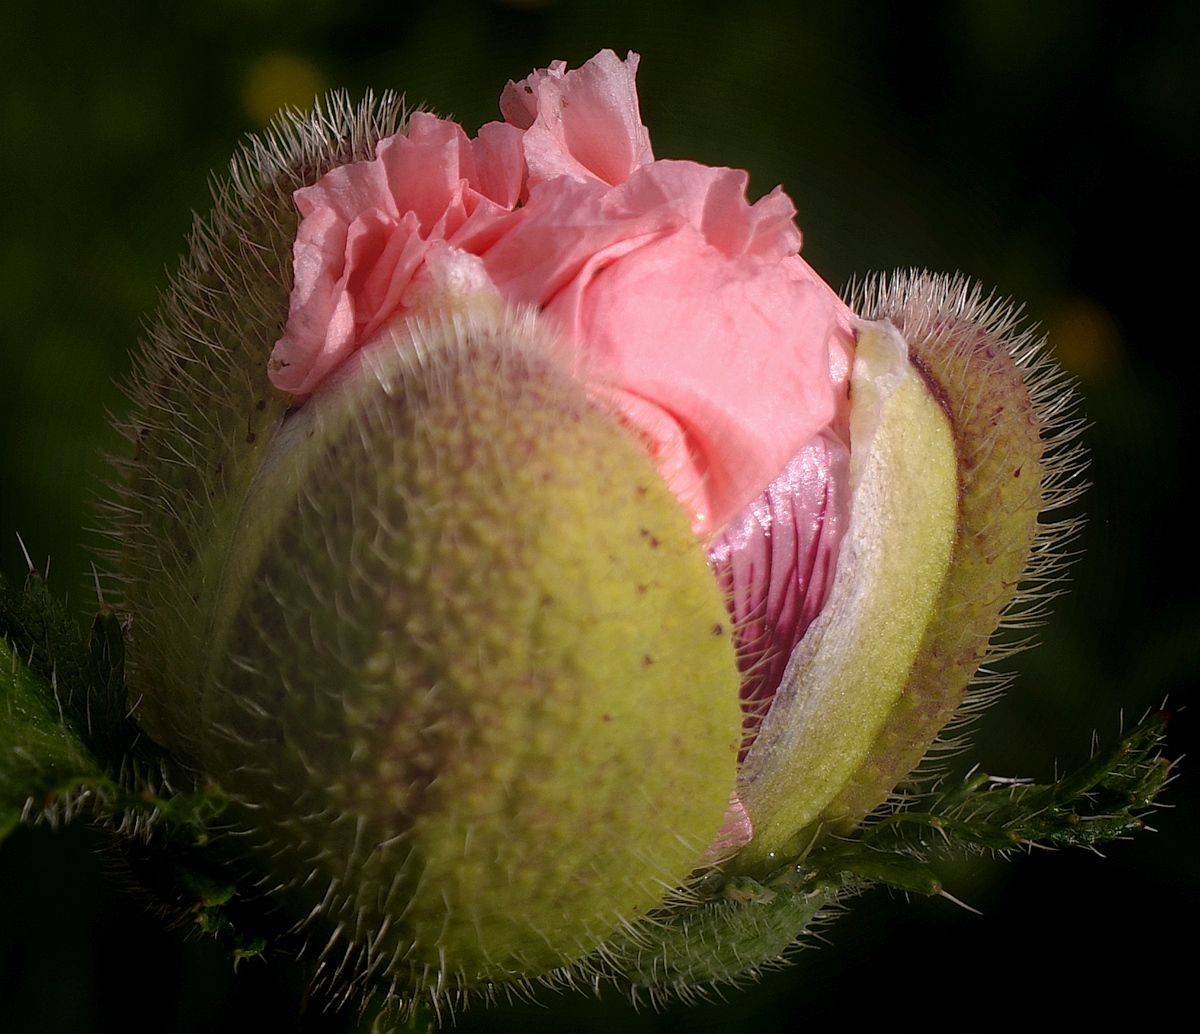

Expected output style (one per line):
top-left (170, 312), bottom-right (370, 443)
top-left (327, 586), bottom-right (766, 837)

top-left (1, 1), bottom-right (1195, 1031)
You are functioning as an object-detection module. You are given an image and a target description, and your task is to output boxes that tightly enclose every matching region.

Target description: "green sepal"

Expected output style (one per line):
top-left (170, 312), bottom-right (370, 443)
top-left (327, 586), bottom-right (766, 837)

top-left (603, 874), bottom-right (846, 992)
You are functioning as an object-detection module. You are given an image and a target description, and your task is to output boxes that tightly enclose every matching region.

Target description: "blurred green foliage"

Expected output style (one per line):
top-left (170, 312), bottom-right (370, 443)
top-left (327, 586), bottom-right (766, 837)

top-left (1, 1), bottom-right (1195, 1031)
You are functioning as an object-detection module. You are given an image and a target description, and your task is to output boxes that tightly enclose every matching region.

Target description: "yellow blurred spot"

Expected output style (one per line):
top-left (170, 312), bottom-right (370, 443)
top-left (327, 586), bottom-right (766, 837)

top-left (1047, 296), bottom-right (1124, 380)
top-left (243, 53), bottom-right (326, 126)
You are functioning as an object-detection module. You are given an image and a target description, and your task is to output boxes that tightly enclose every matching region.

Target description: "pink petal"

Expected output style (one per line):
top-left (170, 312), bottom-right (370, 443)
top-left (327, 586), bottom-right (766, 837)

top-left (550, 227), bottom-right (853, 534)
top-left (704, 793), bottom-right (755, 860)
top-left (294, 149), bottom-right (396, 224)
top-left (508, 49), bottom-right (654, 187)
top-left (481, 174), bottom-right (686, 308)
top-left (471, 120), bottom-right (528, 209)
top-left (270, 207), bottom-right (364, 396)
top-left (610, 160), bottom-right (802, 261)
top-left (357, 211), bottom-right (429, 343)
top-left (499, 60), bottom-right (567, 130)
top-left (270, 112), bottom-right (525, 396)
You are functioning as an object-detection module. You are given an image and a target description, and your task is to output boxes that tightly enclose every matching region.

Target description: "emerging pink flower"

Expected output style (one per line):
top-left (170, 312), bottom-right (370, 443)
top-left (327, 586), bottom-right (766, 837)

top-left (270, 49), bottom-right (856, 763)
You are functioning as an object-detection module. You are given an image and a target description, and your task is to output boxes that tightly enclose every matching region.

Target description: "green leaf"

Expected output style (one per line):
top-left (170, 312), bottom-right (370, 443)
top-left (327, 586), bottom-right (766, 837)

top-left (858, 710), bottom-right (1172, 857)
top-left (825, 851), bottom-right (943, 896)
top-left (0, 624), bottom-right (105, 841)
top-left (0, 569), bottom-right (141, 769)
top-left (0, 569), bottom-right (199, 843)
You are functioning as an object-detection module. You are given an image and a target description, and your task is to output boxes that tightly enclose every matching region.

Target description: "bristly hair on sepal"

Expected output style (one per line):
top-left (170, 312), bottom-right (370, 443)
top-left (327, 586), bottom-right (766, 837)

top-left (99, 92), bottom-right (406, 757)
top-left (840, 270), bottom-right (1088, 815)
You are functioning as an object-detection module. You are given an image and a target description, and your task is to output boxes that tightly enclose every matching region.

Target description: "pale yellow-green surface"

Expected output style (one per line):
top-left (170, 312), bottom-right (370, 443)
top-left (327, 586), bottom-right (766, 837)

top-left (205, 312), bottom-right (744, 987)
top-left (733, 322), bottom-right (957, 870)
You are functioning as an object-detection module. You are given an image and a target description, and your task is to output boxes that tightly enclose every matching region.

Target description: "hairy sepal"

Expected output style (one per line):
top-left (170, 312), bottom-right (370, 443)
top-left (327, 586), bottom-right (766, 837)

top-left (110, 94), bottom-right (407, 758)
top-left (819, 272), bottom-right (1083, 834)
top-left (134, 302), bottom-right (744, 1000)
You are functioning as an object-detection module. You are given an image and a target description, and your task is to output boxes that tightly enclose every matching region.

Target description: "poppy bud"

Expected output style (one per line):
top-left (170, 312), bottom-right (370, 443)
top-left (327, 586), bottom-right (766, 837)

top-left (109, 52), bottom-right (1078, 1015)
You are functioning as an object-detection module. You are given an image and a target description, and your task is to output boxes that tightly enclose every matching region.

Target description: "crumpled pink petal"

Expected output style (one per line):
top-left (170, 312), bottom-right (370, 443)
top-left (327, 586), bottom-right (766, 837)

top-left (500, 50), bottom-right (653, 187)
top-left (549, 227), bottom-right (848, 533)
top-left (474, 153), bottom-right (852, 531)
top-left (269, 52), bottom-right (854, 530)
top-left (269, 113), bottom-right (521, 396)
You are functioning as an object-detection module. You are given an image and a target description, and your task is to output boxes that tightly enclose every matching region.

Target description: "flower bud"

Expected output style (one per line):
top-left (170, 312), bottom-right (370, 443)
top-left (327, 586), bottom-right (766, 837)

top-left (108, 52), bottom-right (1079, 1013)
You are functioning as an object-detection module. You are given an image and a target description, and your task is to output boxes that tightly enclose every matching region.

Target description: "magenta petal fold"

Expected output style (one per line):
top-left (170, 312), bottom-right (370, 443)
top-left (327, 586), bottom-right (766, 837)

top-left (708, 431), bottom-right (850, 731)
